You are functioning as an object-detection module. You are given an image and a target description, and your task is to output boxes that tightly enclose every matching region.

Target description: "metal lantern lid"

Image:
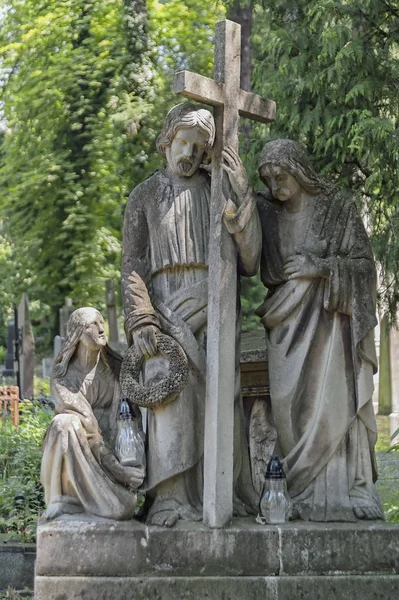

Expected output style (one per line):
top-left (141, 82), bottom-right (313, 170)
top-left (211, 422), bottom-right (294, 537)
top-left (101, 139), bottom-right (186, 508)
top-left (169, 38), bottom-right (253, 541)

top-left (265, 456), bottom-right (286, 480)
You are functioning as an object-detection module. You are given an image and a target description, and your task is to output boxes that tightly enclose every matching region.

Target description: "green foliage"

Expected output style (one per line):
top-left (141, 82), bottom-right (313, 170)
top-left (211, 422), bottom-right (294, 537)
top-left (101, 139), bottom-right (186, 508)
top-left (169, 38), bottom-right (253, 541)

top-left (33, 377), bottom-right (51, 399)
top-left (240, 274), bottom-right (265, 331)
top-left (0, 0), bottom-right (225, 340)
top-left (126, 0), bottom-right (225, 188)
top-left (390, 428), bottom-right (399, 452)
top-left (251, 0), bottom-right (399, 315)
top-left (0, 1), bottom-right (152, 331)
top-left (385, 499), bottom-right (399, 524)
top-left (0, 590), bottom-right (31, 600)
top-left (0, 403), bottom-right (52, 542)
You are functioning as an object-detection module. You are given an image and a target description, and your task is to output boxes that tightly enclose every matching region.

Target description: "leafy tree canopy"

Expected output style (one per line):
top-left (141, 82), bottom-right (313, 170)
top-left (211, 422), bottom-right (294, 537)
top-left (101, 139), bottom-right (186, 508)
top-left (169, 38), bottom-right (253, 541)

top-left (0, 0), bottom-right (151, 331)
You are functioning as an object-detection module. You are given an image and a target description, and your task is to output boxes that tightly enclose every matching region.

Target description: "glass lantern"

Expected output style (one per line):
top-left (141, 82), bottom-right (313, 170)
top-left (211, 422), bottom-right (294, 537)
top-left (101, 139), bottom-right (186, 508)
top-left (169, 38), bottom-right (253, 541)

top-left (259, 456), bottom-right (291, 524)
top-left (115, 398), bottom-right (146, 470)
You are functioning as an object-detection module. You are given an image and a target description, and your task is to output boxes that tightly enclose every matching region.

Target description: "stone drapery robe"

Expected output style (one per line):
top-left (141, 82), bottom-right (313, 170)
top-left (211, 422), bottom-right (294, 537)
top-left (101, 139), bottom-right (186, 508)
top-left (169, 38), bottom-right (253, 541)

top-left (41, 361), bottom-right (137, 520)
top-left (122, 169), bottom-right (261, 510)
top-left (256, 189), bottom-right (383, 521)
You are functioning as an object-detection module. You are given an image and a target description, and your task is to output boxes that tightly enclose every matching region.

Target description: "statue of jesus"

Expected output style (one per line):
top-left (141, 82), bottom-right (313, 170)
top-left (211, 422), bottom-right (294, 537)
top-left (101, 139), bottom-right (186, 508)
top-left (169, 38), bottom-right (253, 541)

top-left (121, 103), bottom-right (261, 527)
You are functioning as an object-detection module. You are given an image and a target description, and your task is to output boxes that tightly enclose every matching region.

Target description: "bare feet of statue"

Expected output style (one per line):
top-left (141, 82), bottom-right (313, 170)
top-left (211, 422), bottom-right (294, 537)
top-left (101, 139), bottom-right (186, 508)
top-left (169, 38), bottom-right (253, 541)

top-left (353, 504), bottom-right (384, 520)
top-left (146, 498), bottom-right (202, 527)
top-left (149, 509), bottom-right (180, 528)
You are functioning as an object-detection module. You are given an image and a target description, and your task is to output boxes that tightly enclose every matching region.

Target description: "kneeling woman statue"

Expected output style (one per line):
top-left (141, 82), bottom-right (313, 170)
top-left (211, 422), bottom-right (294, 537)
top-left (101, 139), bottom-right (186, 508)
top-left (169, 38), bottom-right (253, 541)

top-left (41, 307), bottom-right (144, 521)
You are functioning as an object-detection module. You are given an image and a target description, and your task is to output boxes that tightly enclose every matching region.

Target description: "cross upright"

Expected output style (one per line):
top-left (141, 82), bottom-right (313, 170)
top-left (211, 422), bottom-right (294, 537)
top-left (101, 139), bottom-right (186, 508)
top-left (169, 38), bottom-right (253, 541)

top-left (174, 19), bottom-right (276, 528)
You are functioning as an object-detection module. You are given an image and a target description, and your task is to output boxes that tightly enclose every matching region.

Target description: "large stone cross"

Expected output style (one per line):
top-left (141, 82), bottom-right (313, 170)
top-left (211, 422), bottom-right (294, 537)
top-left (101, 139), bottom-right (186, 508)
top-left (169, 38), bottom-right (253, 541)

top-left (174, 19), bottom-right (275, 527)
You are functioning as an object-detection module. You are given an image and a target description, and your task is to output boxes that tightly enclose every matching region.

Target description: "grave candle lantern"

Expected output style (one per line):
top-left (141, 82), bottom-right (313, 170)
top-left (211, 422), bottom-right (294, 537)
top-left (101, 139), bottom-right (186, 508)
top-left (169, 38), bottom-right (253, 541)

top-left (260, 456), bottom-right (291, 524)
top-left (115, 398), bottom-right (146, 470)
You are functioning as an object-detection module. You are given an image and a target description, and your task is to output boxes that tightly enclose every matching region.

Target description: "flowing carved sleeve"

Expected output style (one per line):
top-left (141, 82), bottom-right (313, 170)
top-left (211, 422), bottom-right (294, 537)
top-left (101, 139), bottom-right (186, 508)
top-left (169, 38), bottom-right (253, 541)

top-left (223, 189), bottom-right (262, 276)
top-left (51, 379), bottom-right (104, 449)
top-left (121, 185), bottom-right (160, 342)
top-left (324, 200), bottom-right (377, 357)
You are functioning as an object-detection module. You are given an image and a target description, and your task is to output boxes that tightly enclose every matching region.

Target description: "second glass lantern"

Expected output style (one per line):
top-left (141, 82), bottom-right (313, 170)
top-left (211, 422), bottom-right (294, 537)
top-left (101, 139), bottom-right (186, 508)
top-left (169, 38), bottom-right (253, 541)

top-left (115, 398), bottom-right (146, 470)
top-left (259, 456), bottom-right (291, 524)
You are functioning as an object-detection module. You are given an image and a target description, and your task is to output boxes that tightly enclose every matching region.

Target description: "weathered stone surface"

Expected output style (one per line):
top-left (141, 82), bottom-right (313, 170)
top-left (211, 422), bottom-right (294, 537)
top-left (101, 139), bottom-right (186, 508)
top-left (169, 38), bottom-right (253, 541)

top-left (41, 308), bottom-right (142, 523)
top-left (256, 138), bottom-right (383, 522)
top-left (36, 517), bottom-right (399, 578)
top-left (278, 521), bottom-right (399, 575)
top-left (35, 576), bottom-right (276, 600)
top-left (34, 575), bottom-right (399, 600)
top-left (390, 327), bottom-right (399, 444)
top-left (35, 518), bottom-right (399, 599)
top-left (0, 542), bottom-right (36, 590)
top-left (121, 97), bottom-right (261, 529)
top-left (35, 517), bottom-right (280, 577)
top-left (276, 575), bottom-right (399, 600)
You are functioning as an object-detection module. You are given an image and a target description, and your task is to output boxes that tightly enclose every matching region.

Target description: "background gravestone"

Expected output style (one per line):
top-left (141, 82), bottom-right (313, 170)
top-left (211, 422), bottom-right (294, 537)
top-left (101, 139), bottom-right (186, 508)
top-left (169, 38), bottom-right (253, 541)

top-left (18, 293), bottom-right (35, 399)
top-left (59, 298), bottom-right (75, 338)
top-left (2, 320), bottom-right (15, 377)
top-left (53, 335), bottom-right (63, 361)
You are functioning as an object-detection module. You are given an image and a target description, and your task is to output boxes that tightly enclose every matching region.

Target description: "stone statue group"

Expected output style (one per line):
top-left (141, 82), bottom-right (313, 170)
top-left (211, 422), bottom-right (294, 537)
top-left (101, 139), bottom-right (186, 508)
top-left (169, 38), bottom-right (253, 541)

top-left (40, 103), bottom-right (384, 527)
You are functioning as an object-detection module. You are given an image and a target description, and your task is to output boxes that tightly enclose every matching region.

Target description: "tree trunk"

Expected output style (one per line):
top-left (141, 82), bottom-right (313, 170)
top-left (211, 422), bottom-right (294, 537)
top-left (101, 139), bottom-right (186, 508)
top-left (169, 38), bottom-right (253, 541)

top-left (227, 1), bottom-right (253, 92)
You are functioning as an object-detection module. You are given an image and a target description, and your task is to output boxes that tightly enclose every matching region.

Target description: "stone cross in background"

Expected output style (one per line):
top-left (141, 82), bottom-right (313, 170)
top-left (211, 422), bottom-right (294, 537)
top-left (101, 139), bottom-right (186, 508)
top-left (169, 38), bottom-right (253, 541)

top-left (17, 293), bottom-right (35, 399)
top-left (174, 19), bottom-right (275, 527)
top-left (105, 279), bottom-right (119, 345)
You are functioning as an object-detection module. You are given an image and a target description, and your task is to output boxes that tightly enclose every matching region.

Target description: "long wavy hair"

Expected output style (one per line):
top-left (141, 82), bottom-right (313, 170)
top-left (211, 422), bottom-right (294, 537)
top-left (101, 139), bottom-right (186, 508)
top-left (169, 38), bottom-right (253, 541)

top-left (156, 103), bottom-right (215, 159)
top-left (258, 139), bottom-right (333, 196)
top-left (52, 307), bottom-right (122, 380)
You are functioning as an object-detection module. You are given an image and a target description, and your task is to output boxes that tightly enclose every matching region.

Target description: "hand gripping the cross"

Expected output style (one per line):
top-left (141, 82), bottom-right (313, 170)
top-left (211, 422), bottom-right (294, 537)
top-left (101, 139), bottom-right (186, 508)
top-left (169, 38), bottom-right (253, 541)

top-left (221, 146), bottom-right (251, 204)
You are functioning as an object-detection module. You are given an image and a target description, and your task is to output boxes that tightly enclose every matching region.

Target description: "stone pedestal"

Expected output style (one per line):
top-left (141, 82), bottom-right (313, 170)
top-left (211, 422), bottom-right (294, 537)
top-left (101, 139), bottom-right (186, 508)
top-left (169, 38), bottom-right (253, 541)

top-left (390, 327), bottom-right (399, 445)
top-left (35, 517), bottom-right (399, 600)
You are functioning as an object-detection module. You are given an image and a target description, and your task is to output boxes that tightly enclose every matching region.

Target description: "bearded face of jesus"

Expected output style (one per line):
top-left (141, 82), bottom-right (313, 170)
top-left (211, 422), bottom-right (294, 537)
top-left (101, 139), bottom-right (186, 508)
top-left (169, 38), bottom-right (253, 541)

top-left (165, 126), bottom-right (209, 178)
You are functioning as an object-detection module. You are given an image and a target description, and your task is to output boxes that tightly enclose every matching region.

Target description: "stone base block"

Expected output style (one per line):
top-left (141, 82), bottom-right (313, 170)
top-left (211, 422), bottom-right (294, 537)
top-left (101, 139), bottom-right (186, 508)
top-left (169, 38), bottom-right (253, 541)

top-left (35, 517), bottom-right (399, 600)
top-left (35, 575), bottom-right (399, 600)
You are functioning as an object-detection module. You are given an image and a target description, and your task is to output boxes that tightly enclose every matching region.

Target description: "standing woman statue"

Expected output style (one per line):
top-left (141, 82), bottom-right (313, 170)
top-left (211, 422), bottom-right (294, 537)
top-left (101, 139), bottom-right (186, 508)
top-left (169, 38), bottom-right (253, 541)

top-left (41, 307), bottom-right (144, 521)
top-left (223, 139), bottom-right (384, 521)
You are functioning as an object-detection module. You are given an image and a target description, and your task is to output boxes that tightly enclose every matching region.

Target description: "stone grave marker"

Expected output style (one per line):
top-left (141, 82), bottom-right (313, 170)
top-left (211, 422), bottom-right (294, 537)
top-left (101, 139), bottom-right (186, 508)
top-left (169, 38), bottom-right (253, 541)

top-left (53, 335), bottom-right (63, 361)
top-left (17, 293), bottom-right (35, 399)
top-left (389, 325), bottom-right (399, 444)
top-left (2, 320), bottom-right (15, 377)
top-left (59, 297), bottom-right (74, 338)
top-left (42, 357), bottom-right (53, 378)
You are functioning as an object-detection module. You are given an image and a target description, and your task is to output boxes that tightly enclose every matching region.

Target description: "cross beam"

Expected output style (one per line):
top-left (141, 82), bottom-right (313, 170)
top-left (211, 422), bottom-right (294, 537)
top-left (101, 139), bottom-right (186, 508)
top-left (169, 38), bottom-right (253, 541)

top-left (174, 19), bottom-right (275, 528)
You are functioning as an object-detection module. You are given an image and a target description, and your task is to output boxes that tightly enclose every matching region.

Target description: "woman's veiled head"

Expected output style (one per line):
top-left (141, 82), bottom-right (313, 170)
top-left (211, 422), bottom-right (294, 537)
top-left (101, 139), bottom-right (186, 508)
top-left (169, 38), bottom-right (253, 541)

top-left (258, 139), bottom-right (329, 196)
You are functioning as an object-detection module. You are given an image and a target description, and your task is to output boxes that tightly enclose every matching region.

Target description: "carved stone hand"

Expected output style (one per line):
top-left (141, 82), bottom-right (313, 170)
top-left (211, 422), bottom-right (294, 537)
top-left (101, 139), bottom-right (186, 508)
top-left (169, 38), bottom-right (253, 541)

top-left (221, 145), bottom-right (250, 202)
top-left (133, 324), bottom-right (159, 357)
top-left (102, 452), bottom-right (145, 489)
top-left (283, 254), bottom-right (330, 280)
